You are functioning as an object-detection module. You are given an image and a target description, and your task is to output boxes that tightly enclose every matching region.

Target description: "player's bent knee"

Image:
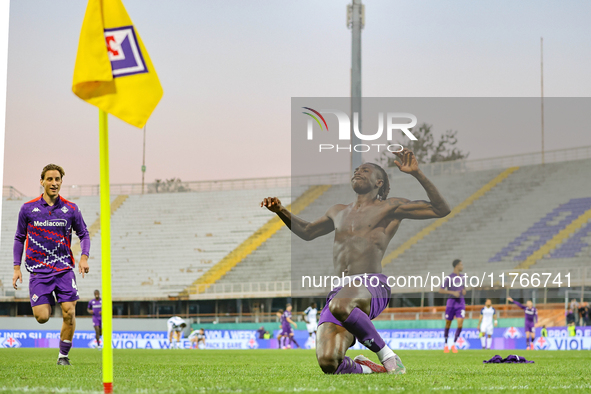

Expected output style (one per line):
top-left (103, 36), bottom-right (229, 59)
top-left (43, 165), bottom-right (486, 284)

top-left (317, 355), bottom-right (340, 374)
top-left (35, 315), bottom-right (49, 324)
top-left (328, 299), bottom-right (353, 323)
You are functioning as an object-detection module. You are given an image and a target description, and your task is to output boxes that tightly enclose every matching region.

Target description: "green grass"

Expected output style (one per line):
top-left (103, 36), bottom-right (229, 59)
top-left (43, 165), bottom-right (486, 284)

top-left (0, 349), bottom-right (590, 393)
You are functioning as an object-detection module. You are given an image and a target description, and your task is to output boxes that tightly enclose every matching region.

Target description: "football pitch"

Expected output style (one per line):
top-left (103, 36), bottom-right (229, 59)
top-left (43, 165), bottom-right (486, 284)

top-left (1, 349), bottom-right (590, 393)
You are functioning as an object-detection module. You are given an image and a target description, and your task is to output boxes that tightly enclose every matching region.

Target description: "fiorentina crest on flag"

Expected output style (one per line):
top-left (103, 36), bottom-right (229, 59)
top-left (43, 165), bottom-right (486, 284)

top-left (104, 26), bottom-right (147, 77)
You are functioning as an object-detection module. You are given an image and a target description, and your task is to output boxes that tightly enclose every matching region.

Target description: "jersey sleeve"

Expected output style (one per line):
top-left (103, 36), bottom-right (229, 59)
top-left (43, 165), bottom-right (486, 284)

top-left (512, 300), bottom-right (526, 310)
top-left (72, 207), bottom-right (90, 256)
top-left (13, 205), bottom-right (28, 266)
top-left (304, 307), bottom-right (311, 314)
top-left (441, 276), bottom-right (449, 290)
top-left (480, 308), bottom-right (484, 315)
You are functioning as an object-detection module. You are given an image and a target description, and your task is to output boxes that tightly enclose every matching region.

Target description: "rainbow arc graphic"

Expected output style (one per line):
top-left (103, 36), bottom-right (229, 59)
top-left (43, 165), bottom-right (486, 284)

top-left (302, 107), bottom-right (329, 131)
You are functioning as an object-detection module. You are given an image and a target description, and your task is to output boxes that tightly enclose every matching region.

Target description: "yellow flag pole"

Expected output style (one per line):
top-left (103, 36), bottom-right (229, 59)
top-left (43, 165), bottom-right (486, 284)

top-left (99, 109), bottom-right (114, 394)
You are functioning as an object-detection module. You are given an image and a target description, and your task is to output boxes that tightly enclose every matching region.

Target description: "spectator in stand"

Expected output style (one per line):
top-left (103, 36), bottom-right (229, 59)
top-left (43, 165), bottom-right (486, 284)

top-left (579, 303), bottom-right (589, 327)
top-left (566, 309), bottom-right (576, 327)
top-left (541, 325), bottom-right (548, 338)
top-left (257, 326), bottom-right (266, 339)
top-left (569, 299), bottom-right (579, 322)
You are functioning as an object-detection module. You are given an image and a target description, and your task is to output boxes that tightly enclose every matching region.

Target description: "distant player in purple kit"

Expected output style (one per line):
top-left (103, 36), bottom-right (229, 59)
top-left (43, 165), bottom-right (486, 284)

top-left (439, 259), bottom-right (466, 353)
top-left (508, 297), bottom-right (538, 350)
top-left (12, 164), bottom-right (90, 365)
top-left (277, 304), bottom-right (299, 349)
top-left (87, 289), bottom-right (102, 347)
top-left (262, 148), bottom-right (450, 374)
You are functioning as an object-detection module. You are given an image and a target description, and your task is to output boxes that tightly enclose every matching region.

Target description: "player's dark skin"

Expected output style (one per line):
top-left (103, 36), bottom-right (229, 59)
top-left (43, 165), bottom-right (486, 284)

top-left (439, 261), bottom-right (467, 333)
top-left (261, 148), bottom-right (451, 373)
top-left (87, 290), bottom-right (102, 342)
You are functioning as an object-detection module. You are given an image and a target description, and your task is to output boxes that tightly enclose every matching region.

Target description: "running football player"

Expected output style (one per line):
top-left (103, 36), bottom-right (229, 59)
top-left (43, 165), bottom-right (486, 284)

top-left (12, 164), bottom-right (90, 365)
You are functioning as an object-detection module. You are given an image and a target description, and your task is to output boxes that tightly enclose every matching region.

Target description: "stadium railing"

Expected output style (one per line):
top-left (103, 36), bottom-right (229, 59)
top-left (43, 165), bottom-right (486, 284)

top-left (31, 144), bottom-right (591, 198)
top-left (2, 186), bottom-right (26, 200)
top-left (57, 302), bottom-right (564, 325)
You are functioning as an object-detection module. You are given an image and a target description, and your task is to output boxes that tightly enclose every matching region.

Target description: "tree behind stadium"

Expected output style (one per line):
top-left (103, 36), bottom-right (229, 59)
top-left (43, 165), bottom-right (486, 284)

top-left (380, 123), bottom-right (469, 166)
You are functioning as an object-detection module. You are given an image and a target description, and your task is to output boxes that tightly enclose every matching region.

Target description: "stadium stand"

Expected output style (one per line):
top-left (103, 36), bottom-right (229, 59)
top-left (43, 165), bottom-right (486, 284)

top-left (2, 156), bottom-right (590, 302)
top-left (1, 188), bottom-right (306, 300)
top-left (217, 167), bottom-right (516, 292)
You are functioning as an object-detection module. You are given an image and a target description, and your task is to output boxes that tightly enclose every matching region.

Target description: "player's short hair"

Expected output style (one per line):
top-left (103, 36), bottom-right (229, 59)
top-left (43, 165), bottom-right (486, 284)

top-left (286, 303), bottom-right (292, 308)
top-left (452, 259), bottom-right (461, 268)
top-left (311, 302), bottom-right (317, 308)
top-left (367, 163), bottom-right (390, 200)
top-left (41, 164), bottom-right (65, 180)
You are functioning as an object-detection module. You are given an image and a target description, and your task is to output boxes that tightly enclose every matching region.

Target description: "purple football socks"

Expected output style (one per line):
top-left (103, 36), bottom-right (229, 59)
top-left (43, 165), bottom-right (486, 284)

top-left (342, 308), bottom-right (386, 353)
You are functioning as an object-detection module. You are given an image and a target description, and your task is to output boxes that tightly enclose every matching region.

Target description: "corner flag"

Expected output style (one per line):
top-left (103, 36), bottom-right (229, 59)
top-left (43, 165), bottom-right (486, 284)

top-left (73, 0), bottom-right (163, 128)
top-left (73, 1), bottom-right (163, 393)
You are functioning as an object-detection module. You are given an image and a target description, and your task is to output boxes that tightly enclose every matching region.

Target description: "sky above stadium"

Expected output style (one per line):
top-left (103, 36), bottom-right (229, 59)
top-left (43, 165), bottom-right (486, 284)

top-left (3, 0), bottom-right (591, 196)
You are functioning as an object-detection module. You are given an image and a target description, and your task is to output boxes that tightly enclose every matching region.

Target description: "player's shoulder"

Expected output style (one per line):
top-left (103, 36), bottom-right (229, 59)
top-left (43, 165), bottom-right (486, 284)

top-left (59, 196), bottom-right (79, 211)
top-left (327, 204), bottom-right (348, 215)
top-left (23, 195), bottom-right (43, 206)
top-left (21, 195), bottom-right (43, 211)
top-left (480, 307), bottom-right (485, 313)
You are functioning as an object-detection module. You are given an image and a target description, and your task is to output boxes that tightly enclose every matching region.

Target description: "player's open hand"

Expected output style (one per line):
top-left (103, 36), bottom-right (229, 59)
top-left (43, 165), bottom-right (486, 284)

top-left (450, 291), bottom-right (460, 298)
top-left (79, 255), bottom-right (90, 278)
top-left (12, 267), bottom-right (22, 290)
top-left (393, 148), bottom-right (420, 175)
top-left (507, 297), bottom-right (513, 303)
top-left (261, 197), bottom-right (282, 213)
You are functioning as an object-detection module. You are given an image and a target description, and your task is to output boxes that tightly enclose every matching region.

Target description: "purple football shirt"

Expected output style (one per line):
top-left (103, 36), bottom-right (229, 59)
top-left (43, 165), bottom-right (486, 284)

top-left (513, 300), bottom-right (538, 326)
top-left (441, 272), bottom-right (465, 306)
top-left (281, 310), bottom-right (292, 330)
top-left (13, 195), bottom-right (90, 276)
top-left (88, 298), bottom-right (102, 317)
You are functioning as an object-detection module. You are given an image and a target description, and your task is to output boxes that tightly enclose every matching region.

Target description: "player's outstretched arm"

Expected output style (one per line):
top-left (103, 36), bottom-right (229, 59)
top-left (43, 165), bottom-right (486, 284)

top-left (261, 197), bottom-right (336, 241)
top-left (508, 298), bottom-right (526, 310)
top-left (390, 149), bottom-right (451, 220)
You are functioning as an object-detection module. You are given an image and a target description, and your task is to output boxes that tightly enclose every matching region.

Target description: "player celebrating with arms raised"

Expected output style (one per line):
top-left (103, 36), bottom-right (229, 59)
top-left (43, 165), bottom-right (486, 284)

top-left (12, 164), bottom-right (90, 365)
top-left (439, 259), bottom-right (467, 353)
top-left (262, 149), bottom-right (450, 374)
top-left (508, 297), bottom-right (538, 350)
